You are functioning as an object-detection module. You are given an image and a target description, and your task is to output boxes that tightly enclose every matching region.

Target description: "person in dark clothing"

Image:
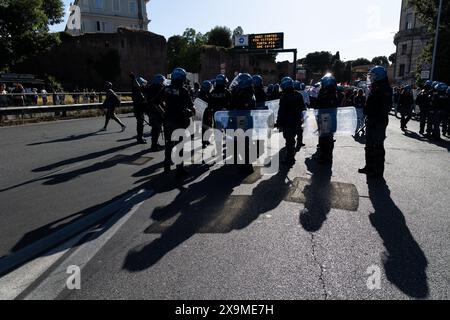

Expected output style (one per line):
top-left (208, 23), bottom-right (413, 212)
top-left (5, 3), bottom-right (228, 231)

top-left (209, 74), bottom-right (231, 112)
top-left (354, 89), bottom-right (367, 135)
top-left (199, 80), bottom-right (213, 148)
top-left (163, 68), bottom-right (195, 177)
top-left (313, 74), bottom-right (340, 165)
top-left (277, 77), bottom-right (306, 164)
top-left (143, 74), bottom-right (166, 151)
top-left (444, 87), bottom-right (450, 137)
top-left (398, 85), bottom-right (414, 131)
top-left (101, 82), bottom-right (126, 132)
top-left (130, 73), bottom-right (149, 144)
top-left (252, 75), bottom-right (267, 109)
top-left (431, 83), bottom-right (449, 141)
top-left (231, 73), bottom-right (256, 173)
top-left (416, 80), bottom-right (433, 136)
top-left (359, 66), bottom-right (392, 179)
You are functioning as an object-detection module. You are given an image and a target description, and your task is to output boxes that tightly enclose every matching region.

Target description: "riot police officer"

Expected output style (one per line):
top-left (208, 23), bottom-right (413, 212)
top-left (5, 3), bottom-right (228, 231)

top-left (359, 66), bottom-right (392, 179)
top-left (293, 81), bottom-right (307, 149)
top-left (130, 73), bottom-right (148, 144)
top-left (163, 68), bottom-right (195, 176)
top-left (398, 85), bottom-right (414, 131)
top-left (142, 74), bottom-right (166, 151)
top-left (253, 75), bottom-right (267, 109)
top-left (209, 74), bottom-right (231, 112)
top-left (417, 80), bottom-right (433, 136)
top-left (444, 87), bottom-right (450, 137)
top-left (277, 77), bottom-right (306, 165)
top-left (231, 73), bottom-right (256, 173)
top-left (313, 74), bottom-right (340, 165)
top-left (431, 83), bottom-right (449, 141)
top-left (199, 80), bottom-right (213, 148)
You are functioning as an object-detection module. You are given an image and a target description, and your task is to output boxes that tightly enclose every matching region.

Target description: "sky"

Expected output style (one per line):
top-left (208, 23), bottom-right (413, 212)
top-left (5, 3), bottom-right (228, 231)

top-left (51, 0), bottom-right (402, 62)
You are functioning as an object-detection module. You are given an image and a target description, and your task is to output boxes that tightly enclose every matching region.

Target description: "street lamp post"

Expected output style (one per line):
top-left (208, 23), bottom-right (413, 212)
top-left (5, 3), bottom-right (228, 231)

top-left (431, 0), bottom-right (444, 81)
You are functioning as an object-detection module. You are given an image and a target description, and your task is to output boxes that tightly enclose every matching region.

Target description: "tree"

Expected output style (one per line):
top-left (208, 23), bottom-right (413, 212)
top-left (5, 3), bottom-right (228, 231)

top-left (167, 28), bottom-right (206, 73)
top-left (389, 53), bottom-right (397, 65)
top-left (0, 0), bottom-right (65, 72)
top-left (304, 51), bottom-right (333, 74)
top-left (411, 0), bottom-right (450, 83)
top-left (352, 58), bottom-right (371, 67)
top-left (207, 26), bottom-right (232, 48)
top-left (371, 56), bottom-right (389, 67)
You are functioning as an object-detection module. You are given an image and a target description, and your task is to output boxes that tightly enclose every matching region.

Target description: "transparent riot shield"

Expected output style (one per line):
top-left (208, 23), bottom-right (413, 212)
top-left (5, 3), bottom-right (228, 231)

top-left (302, 107), bottom-right (357, 137)
top-left (214, 110), bottom-right (274, 140)
top-left (194, 98), bottom-right (208, 121)
top-left (265, 99), bottom-right (280, 123)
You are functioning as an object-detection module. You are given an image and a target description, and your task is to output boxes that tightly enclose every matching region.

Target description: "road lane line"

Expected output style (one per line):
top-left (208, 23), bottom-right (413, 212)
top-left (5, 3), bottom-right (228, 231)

top-left (0, 189), bottom-right (153, 277)
top-left (23, 189), bottom-right (152, 300)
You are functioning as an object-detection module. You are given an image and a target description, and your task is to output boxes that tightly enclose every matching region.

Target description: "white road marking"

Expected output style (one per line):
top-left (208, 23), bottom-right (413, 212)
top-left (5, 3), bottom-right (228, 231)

top-left (23, 189), bottom-right (153, 300)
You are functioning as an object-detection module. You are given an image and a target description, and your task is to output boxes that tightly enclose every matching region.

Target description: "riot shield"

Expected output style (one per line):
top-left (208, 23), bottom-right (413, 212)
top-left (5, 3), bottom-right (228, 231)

top-left (214, 110), bottom-right (274, 140)
top-left (302, 107), bottom-right (357, 137)
top-left (194, 98), bottom-right (208, 121)
top-left (265, 99), bottom-right (280, 123)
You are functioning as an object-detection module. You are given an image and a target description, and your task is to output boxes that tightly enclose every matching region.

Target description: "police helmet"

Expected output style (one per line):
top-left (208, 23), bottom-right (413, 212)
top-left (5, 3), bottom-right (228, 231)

top-left (424, 80), bottom-right (433, 89)
top-left (237, 73), bottom-right (253, 90)
top-left (171, 67), bottom-right (187, 81)
top-left (368, 66), bottom-right (388, 83)
top-left (267, 84), bottom-right (274, 93)
top-left (281, 77), bottom-right (294, 90)
top-left (293, 80), bottom-right (301, 91)
top-left (215, 74), bottom-right (227, 87)
top-left (274, 84), bottom-right (280, 92)
top-left (436, 83), bottom-right (448, 92)
top-left (299, 83), bottom-right (306, 91)
top-left (201, 80), bottom-right (213, 93)
top-left (151, 74), bottom-right (166, 85)
top-left (321, 73), bottom-right (337, 89)
top-left (252, 75), bottom-right (263, 87)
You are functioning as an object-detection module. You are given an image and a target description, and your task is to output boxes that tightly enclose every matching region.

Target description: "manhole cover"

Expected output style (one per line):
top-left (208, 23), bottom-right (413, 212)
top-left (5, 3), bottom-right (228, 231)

top-left (106, 155), bottom-right (153, 166)
top-left (286, 177), bottom-right (359, 212)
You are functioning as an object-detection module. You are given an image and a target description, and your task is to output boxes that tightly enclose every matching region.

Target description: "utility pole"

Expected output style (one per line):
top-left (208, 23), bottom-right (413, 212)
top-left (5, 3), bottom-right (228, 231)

top-left (431, 0), bottom-right (443, 81)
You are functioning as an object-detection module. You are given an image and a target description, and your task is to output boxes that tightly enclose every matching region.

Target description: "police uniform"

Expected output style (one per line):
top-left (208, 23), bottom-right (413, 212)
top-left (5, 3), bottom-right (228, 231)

top-left (416, 87), bottom-right (433, 135)
top-left (315, 85), bottom-right (339, 164)
top-left (163, 74), bottom-right (194, 174)
top-left (278, 85), bottom-right (306, 163)
top-left (131, 78), bottom-right (148, 143)
top-left (398, 90), bottom-right (414, 131)
top-left (142, 82), bottom-right (165, 150)
top-left (361, 77), bottom-right (392, 178)
top-left (431, 86), bottom-right (449, 140)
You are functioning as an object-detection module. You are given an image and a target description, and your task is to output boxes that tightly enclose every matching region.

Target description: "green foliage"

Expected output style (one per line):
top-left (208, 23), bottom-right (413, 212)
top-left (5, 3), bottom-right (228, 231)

top-left (304, 51), bottom-right (333, 74)
top-left (411, 0), bottom-right (450, 83)
top-left (371, 56), bottom-right (389, 67)
top-left (0, 0), bottom-right (65, 72)
top-left (389, 53), bottom-right (396, 64)
top-left (167, 29), bottom-right (206, 73)
top-left (207, 26), bottom-right (232, 48)
top-left (352, 58), bottom-right (371, 67)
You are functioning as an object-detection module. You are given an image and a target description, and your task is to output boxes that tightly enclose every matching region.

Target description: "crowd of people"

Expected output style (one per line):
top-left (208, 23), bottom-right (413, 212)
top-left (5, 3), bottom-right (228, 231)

top-left (0, 83), bottom-right (105, 107)
top-left (98, 65), bottom-right (409, 180)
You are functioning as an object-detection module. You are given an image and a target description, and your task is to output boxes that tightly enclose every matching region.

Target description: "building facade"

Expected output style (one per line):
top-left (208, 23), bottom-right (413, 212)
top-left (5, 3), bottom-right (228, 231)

top-left (393, 0), bottom-right (433, 85)
top-left (73, 0), bottom-right (150, 34)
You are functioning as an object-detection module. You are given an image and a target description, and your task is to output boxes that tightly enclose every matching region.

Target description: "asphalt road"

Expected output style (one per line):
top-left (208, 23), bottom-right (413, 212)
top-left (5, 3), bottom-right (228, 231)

top-left (0, 113), bottom-right (449, 300)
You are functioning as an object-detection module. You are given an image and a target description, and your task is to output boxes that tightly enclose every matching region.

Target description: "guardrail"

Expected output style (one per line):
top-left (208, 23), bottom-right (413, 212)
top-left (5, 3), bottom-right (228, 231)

top-left (0, 101), bottom-right (134, 125)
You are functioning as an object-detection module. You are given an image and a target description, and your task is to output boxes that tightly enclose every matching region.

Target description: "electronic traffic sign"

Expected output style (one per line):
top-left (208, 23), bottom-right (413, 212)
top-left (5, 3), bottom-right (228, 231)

top-left (248, 33), bottom-right (284, 50)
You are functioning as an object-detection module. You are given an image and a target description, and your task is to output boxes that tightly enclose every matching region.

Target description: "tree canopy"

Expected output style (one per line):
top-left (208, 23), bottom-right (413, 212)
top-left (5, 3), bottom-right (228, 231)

top-left (371, 56), bottom-right (390, 67)
top-left (207, 26), bottom-right (232, 48)
top-left (0, 0), bottom-right (65, 72)
top-left (411, 0), bottom-right (450, 83)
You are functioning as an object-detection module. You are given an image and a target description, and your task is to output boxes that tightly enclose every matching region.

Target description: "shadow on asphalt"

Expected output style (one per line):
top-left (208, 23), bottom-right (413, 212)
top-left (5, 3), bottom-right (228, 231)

top-left (403, 130), bottom-right (450, 152)
top-left (299, 158), bottom-right (333, 233)
top-left (27, 131), bottom-right (111, 146)
top-left (367, 178), bottom-right (429, 299)
top-left (122, 150), bottom-right (294, 272)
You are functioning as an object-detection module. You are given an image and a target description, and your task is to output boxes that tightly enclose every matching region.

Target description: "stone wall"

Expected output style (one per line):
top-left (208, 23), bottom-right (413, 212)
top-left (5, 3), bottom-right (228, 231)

top-left (14, 28), bottom-right (167, 91)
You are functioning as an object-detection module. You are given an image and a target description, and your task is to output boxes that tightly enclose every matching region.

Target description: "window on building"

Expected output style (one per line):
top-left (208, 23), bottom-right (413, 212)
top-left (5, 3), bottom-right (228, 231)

top-left (94, 0), bottom-right (104, 9)
top-left (113, 0), bottom-right (120, 12)
top-left (402, 44), bottom-right (408, 55)
top-left (96, 21), bottom-right (101, 32)
top-left (399, 64), bottom-right (406, 77)
top-left (406, 13), bottom-right (414, 30)
top-left (129, 1), bottom-right (137, 15)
